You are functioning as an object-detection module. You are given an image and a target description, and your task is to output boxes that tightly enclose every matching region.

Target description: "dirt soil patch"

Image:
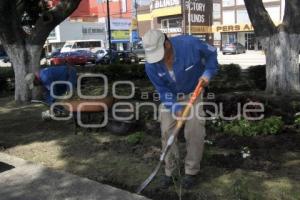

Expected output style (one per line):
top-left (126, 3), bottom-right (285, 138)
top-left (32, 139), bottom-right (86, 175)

top-left (0, 97), bottom-right (300, 200)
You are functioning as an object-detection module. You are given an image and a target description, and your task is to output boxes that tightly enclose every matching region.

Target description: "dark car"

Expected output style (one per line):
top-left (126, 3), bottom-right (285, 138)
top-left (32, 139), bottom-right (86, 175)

top-left (132, 41), bottom-right (145, 61)
top-left (95, 50), bottom-right (118, 65)
top-left (76, 50), bottom-right (96, 64)
top-left (0, 50), bottom-right (9, 63)
top-left (117, 51), bottom-right (139, 64)
top-left (222, 43), bottom-right (246, 55)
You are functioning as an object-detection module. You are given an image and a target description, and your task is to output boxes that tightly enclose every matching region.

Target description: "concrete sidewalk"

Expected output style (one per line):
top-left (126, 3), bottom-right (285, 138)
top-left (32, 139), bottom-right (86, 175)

top-left (0, 153), bottom-right (150, 200)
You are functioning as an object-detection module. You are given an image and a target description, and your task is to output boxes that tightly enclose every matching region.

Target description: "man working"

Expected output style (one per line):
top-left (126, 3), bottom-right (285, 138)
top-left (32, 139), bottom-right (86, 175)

top-left (25, 64), bottom-right (77, 105)
top-left (142, 30), bottom-right (218, 189)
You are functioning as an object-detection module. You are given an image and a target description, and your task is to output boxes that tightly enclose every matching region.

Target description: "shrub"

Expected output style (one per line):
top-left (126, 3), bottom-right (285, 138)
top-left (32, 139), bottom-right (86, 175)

top-left (295, 116), bottom-right (300, 127)
top-left (126, 132), bottom-right (145, 145)
top-left (0, 67), bottom-right (14, 94)
top-left (76, 64), bottom-right (146, 80)
top-left (247, 65), bottom-right (266, 90)
top-left (222, 116), bottom-right (284, 137)
top-left (218, 64), bottom-right (242, 81)
top-left (0, 67), bottom-right (14, 79)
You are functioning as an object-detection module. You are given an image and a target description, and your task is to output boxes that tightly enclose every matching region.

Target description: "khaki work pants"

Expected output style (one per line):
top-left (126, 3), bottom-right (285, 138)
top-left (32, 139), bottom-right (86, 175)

top-left (159, 95), bottom-right (206, 176)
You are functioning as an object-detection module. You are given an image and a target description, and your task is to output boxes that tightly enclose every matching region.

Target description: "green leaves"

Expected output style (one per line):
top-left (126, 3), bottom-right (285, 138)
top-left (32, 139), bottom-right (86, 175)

top-left (126, 132), bottom-right (145, 145)
top-left (209, 116), bottom-right (284, 137)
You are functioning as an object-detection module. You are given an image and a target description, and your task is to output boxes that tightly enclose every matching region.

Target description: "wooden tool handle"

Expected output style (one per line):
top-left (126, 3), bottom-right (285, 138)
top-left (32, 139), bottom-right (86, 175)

top-left (175, 80), bottom-right (204, 129)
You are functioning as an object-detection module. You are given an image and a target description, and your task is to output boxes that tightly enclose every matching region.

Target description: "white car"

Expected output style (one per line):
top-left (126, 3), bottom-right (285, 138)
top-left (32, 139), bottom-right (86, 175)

top-left (61, 40), bottom-right (104, 53)
top-left (95, 49), bottom-right (108, 60)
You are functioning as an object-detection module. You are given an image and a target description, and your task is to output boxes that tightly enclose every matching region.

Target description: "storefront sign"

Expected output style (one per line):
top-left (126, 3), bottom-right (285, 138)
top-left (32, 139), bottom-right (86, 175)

top-left (110, 19), bottom-right (131, 30)
top-left (131, 19), bottom-right (138, 30)
top-left (161, 27), bottom-right (182, 33)
top-left (82, 26), bottom-right (105, 35)
top-left (150, 0), bottom-right (180, 10)
top-left (111, 30), bottom-right (130, 40)
top-left (184, 0), bottom-right (212, 27)
top-left (214, 24), bottom-right (254, 32)
top-left (190, 25), bottom-right (211, 33)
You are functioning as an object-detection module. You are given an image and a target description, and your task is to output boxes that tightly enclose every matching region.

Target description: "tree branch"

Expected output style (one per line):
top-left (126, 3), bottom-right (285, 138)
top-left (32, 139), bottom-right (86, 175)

top-left (282, 0), bottom-right (300, 34)
top-left (29, 0), bottom-right (82, 44)
top-left (244, 0), bottom-right (277, 37)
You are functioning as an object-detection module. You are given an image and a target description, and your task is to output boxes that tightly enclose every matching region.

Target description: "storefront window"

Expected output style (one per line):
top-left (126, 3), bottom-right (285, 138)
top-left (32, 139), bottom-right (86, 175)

top-left (162, 20), bottom-right (168, 29)
top-left (161, 18), bottom-right (182, 29)
top-left (169, 18), bottom-right (181, 28)
top-left (245, 33), bottom-right (255, 50)
top-left (223, 10), bottom-right (235, 25)
top-left (49, 30), bottom-right (56, 38)
top-left (236, 10), bottom-right (250, 24)
top-left (222, 0), bottom-right (234, 7)
top-left (222, 33), bottom-right (237, 47)
top-left (213, 3), bottom-right (221, 19)
top-left (236, 0), bottom-right (244, 5)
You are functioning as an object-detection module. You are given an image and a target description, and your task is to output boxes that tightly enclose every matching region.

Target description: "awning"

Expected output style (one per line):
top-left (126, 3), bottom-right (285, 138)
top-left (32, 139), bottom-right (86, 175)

top-left (111, 40), bottom-right (130, 43)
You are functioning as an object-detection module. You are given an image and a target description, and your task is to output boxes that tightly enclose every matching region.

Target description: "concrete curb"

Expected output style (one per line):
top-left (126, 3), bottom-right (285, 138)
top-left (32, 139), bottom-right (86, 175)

top-left (0, 152), bottom-right (150, 200)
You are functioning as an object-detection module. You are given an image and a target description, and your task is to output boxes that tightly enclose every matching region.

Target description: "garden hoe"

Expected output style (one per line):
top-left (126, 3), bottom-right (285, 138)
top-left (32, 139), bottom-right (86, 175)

top-left (136, 79), bottom-right (205, 194)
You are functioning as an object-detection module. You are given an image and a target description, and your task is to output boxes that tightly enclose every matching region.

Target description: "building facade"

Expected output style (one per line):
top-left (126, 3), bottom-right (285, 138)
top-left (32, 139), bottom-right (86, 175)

top-left (216, 0), bottom-right (283, 50)
top-left (137, 0), bottom-right (213, 43)
top-left (47, 20), bottom-right (107, 50)
top-left (47, 0), bottom-right (138, 50)
top-left (137, 0), bottom-right (284, 50)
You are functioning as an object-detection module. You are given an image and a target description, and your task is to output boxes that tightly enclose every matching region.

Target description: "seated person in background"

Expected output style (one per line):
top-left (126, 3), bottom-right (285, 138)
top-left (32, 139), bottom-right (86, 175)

top-left (25, 64), bottom-right (77, 105)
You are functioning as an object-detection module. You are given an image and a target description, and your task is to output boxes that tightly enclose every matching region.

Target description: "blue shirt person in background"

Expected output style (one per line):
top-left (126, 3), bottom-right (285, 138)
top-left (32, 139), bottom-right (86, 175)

top-left (25, 65), bottom-right (77, 105)
top-left (143, 30), bottom-right (218, 189)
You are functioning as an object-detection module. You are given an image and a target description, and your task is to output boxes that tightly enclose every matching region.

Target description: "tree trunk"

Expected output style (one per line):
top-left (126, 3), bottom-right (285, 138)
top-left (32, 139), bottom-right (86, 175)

top-left (5, 43), bottom-right (43, 103)
top-left (261, 32), bottom-right (300, 95)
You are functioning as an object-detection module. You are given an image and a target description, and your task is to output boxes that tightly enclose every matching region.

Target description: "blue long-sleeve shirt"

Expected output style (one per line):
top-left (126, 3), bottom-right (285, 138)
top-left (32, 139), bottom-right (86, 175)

top-left (39, 65), bottom-right (77, 105)
top-left (145, 35), bottom-right (219, 113)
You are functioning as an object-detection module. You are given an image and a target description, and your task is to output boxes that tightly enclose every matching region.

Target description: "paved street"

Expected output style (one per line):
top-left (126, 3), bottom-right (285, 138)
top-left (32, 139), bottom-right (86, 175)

top-left (0, 153), bottom-right (150, 200)
top-left (0, 60), bottom-right (11, 67)
top-left (218, 50), bottom-right (266, 69)
top-left (1, 51), bottom-right (299, 69)
top-left (218, 50), bottom-right (300, 69)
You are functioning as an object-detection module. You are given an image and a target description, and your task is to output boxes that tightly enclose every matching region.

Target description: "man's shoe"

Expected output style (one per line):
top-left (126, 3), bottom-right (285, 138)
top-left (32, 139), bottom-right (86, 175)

top-left (181, 175), bottom-right (197, 189)
top-left (160, 175), bottom-right (173, 189)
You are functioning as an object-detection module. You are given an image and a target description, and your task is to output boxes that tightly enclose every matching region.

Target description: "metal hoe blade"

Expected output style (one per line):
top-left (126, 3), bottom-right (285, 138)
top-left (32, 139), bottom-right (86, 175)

top-left (136, 161), bottom-right (162, 194)
top-left (136, 139), bottom-right (173, 194)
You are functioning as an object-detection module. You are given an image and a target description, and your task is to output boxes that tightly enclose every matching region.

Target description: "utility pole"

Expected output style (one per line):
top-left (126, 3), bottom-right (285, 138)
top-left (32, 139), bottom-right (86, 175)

top-left (106, 0), bottom-right (112, 52)
top-left (106, 0), bottom-right (112, 64)
top-left (188, 0), bottom-right (191, 35)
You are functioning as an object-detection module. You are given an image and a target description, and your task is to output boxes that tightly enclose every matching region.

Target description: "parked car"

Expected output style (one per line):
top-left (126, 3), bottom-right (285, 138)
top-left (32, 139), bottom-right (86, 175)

top-left (117, 51), bottom-right (139, 64)
top-left (76, 50), bottom-right (96, 64)
top-left (95, 49), bottom-right (108, 61)
top-left (0, 50), bottom-right (10, 63)
top-left (132, 41), bottom-right (145, 61)
top-left (49, 48), bottom-right (61, 58)
top-left (222, 43), bottom-right (246, 55)
top-left (50, 52), bottom-right (87, 66)
top-left (95, 50), bottom-right (118, 65)
top-left (61, 40), bottom-right (104, 53)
